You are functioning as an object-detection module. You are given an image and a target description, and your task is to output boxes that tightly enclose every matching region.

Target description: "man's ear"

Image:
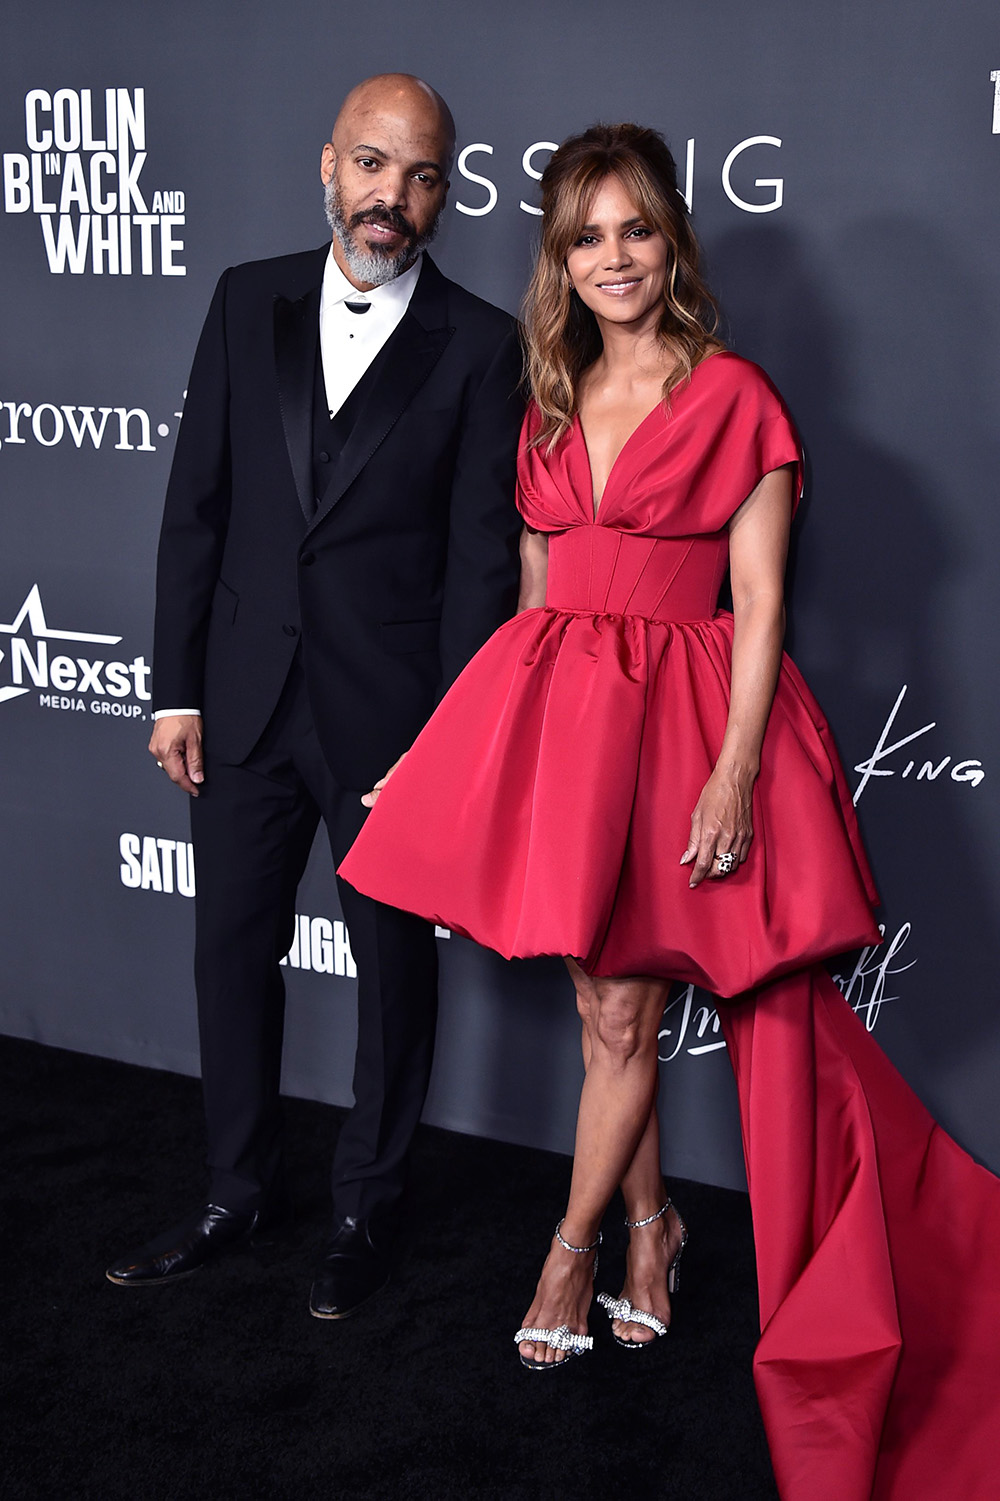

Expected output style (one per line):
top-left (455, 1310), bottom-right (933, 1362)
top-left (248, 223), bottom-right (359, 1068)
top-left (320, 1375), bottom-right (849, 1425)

top-left (320, 141), bottom-right (336, 186)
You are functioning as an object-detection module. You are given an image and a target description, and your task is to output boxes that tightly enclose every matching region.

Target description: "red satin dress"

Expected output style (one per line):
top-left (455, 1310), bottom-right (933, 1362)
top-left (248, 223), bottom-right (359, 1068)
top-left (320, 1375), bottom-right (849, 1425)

top-left (341, 352), bottom-right (1000, 1499)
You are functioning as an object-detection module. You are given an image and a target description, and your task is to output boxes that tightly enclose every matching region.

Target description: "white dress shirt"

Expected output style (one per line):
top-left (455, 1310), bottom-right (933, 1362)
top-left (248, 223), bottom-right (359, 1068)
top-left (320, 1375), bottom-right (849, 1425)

top-left (319, 248), bottom-right (422, 418)
top-left (153, 248), bottom-right (423, 720)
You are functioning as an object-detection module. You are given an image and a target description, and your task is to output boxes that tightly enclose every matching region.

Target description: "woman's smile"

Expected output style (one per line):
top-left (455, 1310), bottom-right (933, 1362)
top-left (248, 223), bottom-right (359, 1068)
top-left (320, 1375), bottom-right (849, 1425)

top-left (595, 276), bottom-right (643, 295)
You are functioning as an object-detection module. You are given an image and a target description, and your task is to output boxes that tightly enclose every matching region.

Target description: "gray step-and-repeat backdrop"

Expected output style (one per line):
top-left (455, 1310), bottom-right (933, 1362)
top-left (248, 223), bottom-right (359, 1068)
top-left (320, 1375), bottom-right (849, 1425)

top-left (2, 2), bottom-right (998, 1192)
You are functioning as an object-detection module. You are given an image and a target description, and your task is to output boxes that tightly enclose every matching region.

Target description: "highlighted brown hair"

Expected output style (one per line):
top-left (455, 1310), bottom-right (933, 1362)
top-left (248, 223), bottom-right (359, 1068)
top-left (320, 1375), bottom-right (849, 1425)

top-left (522, 123), bottom-right (723, 449)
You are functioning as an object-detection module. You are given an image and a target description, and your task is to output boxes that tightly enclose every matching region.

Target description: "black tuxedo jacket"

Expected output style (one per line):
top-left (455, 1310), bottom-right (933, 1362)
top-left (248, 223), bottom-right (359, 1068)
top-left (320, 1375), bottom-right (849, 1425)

top-left (153, 247), bottom-right (524, 788)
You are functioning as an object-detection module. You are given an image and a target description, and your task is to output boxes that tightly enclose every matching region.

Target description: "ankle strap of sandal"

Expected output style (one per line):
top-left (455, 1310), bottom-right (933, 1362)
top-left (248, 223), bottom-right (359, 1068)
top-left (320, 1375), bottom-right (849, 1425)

top-left (555, 1218), bottom-right (602, 1254)
top-left (625, 1197), bottom-right (671, 1230)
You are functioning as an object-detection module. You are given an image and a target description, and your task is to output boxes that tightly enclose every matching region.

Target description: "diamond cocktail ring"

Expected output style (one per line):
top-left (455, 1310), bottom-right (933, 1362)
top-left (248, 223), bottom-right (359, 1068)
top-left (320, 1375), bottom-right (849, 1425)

top-left (715, 851), bottom-right (736, 875)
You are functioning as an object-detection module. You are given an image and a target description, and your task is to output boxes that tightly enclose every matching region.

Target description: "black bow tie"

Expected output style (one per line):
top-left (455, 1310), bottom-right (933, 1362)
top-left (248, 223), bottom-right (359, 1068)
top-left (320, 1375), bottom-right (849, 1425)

top-left (344, 300), bottom-right (371, 314)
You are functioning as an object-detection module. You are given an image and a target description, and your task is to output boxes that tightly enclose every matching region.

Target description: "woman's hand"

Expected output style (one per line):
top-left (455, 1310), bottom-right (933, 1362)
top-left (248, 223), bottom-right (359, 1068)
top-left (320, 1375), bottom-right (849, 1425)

top-left (680, 768), bottom-right (755, 888)
top-left (361, 753), bottom-right (406, 809)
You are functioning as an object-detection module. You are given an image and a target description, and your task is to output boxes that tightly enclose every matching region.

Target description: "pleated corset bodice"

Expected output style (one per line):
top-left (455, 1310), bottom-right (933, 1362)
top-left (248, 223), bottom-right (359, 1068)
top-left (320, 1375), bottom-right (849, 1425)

top-left (545, 526), bottom-right (729, 622)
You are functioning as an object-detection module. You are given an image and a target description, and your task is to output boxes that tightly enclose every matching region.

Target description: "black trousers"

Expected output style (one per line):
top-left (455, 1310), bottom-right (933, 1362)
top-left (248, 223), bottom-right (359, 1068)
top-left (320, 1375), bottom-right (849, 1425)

top-left (189, 654), bottom-right (439, 1228)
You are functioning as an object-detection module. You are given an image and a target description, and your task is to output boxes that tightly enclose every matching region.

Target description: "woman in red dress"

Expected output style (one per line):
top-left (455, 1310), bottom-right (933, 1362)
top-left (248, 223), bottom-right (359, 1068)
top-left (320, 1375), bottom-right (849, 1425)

top-left (341, 125), bottom-right (1000, 1499)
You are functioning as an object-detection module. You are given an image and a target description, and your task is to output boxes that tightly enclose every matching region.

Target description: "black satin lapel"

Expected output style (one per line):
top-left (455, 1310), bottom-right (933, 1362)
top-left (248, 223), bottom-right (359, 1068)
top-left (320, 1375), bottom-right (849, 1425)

top-left (274, 286), bottom-right (321, 522)
top-left (308, 316), bottom-right (454, 532)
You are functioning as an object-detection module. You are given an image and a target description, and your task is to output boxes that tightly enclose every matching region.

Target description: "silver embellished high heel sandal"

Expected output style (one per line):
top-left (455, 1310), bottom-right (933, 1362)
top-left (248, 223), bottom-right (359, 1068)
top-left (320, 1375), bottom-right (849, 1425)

top-left (597, 1197), bottom-right (688, 1350)
top-left (514, 1219), bottom-right (601, 1372)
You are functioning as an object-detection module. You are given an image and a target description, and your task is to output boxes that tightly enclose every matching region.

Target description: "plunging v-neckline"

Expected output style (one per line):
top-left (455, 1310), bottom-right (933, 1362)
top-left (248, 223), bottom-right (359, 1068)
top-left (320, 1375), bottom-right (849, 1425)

top-left (575, 404), bottom-right (664, 521)
top-left (573, 353), bottom-right (722, 520)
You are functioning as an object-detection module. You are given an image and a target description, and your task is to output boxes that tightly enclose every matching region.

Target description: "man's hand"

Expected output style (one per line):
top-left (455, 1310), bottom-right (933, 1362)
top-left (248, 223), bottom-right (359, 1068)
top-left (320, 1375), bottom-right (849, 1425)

top-left (149, 715), bottom-right (205, 796)
top-left (361, 753), bottom-right (406, 809)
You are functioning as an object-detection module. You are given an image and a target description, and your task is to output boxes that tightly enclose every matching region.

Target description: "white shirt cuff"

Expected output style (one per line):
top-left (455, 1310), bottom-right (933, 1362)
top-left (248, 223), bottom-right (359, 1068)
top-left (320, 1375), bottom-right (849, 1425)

top-left (153, 708), bottom-right (201, 719)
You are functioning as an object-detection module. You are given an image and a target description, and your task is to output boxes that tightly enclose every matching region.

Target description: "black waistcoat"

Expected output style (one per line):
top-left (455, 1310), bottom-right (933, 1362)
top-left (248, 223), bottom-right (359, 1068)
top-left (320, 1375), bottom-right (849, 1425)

top-left (310, 330), bottom-right (395, 515)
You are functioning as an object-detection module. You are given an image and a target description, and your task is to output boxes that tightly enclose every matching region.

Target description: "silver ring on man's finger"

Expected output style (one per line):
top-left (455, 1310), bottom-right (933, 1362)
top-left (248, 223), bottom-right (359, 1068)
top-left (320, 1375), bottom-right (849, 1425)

top-left (715, 851), bottom-right (736, 875)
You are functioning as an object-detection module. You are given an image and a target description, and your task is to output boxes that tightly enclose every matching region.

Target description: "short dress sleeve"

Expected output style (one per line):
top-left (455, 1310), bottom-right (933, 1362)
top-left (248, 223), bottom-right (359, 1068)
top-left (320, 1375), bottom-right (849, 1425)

top-left (681, 354), bottom-right (803, 529)
top-left (752, 395), bottom-right (804, 517)
top-left (515, 403), bottom-right (563, 532)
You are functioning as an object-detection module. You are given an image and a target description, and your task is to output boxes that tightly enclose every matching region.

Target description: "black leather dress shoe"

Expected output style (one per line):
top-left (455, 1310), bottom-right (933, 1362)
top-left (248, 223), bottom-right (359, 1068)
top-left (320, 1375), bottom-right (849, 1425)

top-left (106, 1203), bottom-right (273, 1286)
top-left (309, 1216), bottom-right (391, 1319)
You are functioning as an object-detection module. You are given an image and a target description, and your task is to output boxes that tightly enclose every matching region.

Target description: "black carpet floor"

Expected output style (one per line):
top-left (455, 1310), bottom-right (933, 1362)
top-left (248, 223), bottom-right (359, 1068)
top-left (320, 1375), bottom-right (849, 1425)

top-left (0, 1035), bottom-right (776, 1501)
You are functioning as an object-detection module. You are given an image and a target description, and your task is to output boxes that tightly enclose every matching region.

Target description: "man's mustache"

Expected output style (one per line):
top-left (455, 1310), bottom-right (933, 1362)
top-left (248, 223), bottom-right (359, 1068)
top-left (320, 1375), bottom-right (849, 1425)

top-left (349, 205), bottom-right (417, 241)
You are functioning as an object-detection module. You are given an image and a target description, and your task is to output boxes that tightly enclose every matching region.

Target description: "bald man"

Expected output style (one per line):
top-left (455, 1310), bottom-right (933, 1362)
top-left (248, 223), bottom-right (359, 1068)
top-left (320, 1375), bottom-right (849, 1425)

top-left (107, 76), bottom-right (523, 1317)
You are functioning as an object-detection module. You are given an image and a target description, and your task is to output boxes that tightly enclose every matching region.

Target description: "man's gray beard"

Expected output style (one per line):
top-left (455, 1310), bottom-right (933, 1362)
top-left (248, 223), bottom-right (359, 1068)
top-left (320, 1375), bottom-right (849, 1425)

top-left (324, 177), bottom-right (442, 286)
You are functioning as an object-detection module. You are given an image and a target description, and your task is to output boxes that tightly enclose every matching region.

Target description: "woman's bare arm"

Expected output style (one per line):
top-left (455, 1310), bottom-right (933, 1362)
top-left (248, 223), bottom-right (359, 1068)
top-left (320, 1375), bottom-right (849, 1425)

top-left (518, 525), bottom-right (549, 610)
top-left (681, 464), bottom-right (794, 887)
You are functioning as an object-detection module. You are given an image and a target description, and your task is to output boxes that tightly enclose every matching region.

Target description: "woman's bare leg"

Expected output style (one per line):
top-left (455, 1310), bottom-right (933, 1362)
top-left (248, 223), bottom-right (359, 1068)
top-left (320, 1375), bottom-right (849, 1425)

top-left (517, 961), bottom-right (671, 1365)
top-left (614, 1133), bottom-right (687, 1343)
top-left (572, 961), bottom-right (685, 1345)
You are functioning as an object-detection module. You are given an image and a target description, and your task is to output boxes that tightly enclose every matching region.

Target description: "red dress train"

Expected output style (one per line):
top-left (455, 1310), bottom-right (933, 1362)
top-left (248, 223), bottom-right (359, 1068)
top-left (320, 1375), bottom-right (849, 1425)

top-left (340, 353), bottom-right (1000, 1498)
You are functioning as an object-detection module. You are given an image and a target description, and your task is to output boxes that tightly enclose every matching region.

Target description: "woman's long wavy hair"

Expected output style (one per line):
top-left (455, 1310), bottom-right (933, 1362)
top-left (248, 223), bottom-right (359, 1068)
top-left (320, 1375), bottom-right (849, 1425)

top-left (522, 123), bottom-right (723, 450)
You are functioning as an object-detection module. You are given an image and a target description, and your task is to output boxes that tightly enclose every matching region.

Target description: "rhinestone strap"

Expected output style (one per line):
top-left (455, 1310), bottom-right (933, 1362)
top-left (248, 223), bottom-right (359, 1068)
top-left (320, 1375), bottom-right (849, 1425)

top-left (625, 1197), bottom-right (671, 1230)
top-left (596, 1292), bottom-right (669, 1337)
top-left (513, 1324), bottom-right (594, 1352)
top-left (554, 1218), bottom-right (602, 1254)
